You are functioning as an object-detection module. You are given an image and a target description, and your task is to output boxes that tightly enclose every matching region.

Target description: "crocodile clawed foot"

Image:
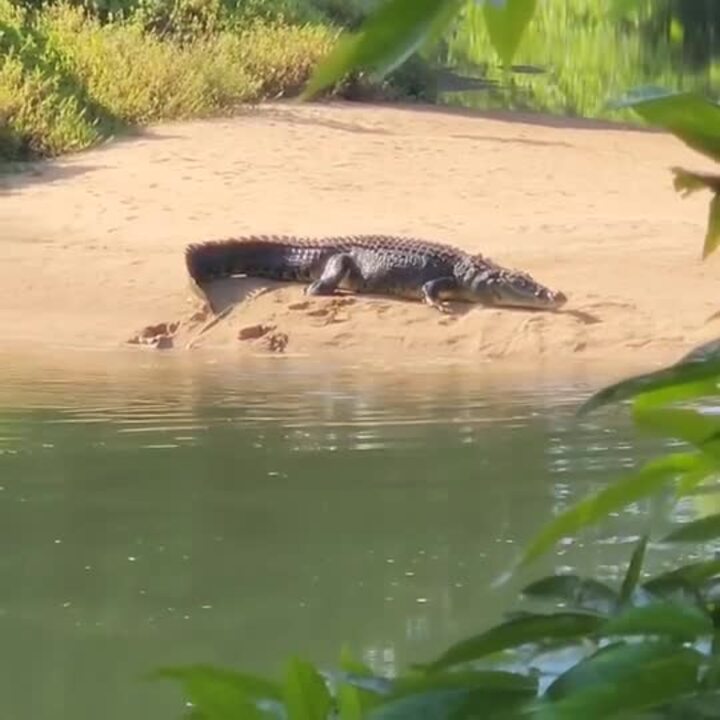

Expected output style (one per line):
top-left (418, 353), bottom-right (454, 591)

top-left (424, 297), bottom-right (452, 314)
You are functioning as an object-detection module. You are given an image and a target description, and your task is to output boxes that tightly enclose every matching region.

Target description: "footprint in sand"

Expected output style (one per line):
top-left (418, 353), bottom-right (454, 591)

top-left (238, 323), bottom-right (275, 340)
top-left (303, 297), bottom-right (356, 325)
top-left (237, 324), bottom-right (289, 353)
top-left (127, 321), bottom-right (179, 349)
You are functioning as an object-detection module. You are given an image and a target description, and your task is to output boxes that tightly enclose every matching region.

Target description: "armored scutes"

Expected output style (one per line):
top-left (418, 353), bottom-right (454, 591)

top-left (185, 234), bottom-right (567, 313)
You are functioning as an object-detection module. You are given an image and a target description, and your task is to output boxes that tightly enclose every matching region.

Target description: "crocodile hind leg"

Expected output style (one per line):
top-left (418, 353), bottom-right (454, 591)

top-left (421, 277), bottom-right (459, 313)
top-left (305, 253), bottom-right (357, 296)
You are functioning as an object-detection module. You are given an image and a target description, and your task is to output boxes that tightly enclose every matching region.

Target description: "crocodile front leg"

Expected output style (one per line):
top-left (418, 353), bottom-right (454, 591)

top-left (305, 253), bottom-right (357, 296)
top-left (421, 277), bottom-right (459, 313)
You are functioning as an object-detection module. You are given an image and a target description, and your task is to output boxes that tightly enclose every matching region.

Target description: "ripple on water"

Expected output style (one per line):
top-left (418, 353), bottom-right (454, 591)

top-left (0, 359), bottom-right (634, 463)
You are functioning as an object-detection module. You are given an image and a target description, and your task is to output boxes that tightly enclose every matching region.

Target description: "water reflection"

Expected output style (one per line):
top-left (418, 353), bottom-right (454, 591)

top-left (0, 350), bottom-right (695, 720)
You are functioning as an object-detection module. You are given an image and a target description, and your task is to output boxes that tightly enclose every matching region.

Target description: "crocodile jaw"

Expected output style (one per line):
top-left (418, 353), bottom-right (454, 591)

top-left (470, 270), bottom-right (568, 311)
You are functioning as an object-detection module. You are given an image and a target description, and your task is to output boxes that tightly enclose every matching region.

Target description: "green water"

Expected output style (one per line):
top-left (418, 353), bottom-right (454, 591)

top-left (0, 352), bottom-right (703, 720)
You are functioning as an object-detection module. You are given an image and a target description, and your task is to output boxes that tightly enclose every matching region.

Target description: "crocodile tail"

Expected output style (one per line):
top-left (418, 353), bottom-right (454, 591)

top-left (185, 238), bottom-right (296, 284)
top-left (185, 236), bottom-right (327, 285)
top-left (185, 239), bottom-right (245, 284)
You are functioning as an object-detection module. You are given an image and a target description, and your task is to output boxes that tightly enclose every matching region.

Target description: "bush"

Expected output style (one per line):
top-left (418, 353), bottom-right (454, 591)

top-left (0, 0), bottom-right (339, 160)
top-left (38, 5), bottom-right (256, 123)
top-left (0, 0), bottom-right (102, 158)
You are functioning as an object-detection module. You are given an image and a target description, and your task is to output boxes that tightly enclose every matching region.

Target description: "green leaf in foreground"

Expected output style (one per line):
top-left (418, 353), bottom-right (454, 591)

top-left (391, 670), bottom-right (537, 698)
top-left (663, 512), bottom-right (720, 543)
top-left (631, 406), bottom-right (720, 452)
top-left (423, 612), bottom-right (603, 672)
top-left (673, 167), bottom-right (720, 259)
top-left (336, 648), bottom-right (386, 716)
top-left (152, 665), bottom-right (282, 720)
top-left (643, 558), bottom-right (720, 594)
top-left (483, 0), bottom-right (537, 67)
top-left (619, 534), bottom-right (647, 606)
top-left (703, 193), bottom-right (720, 260)
top-left (518, 453), bottom-right (703, 568)
top-left (538, 641), bottom-right (704, 719)
top-left (366, 689), bottom-right (469, 720)
top-left (577, 350), bottom-right (720, 416)
top-left (615, 89), bottom-right (720, 163)
top-left (369, 676), bottom-right (536, 720)
top-left (337, 684), bottom-right (366, 720)
top-left (283, 657), bottom-right (332, 720)
top-left (521, 574), bottom-right (618, 614)
top-left (599, 602), bottom-right (713, 641)
top-left (300, 0), bottom-right (462, 100)
top-left (672, 167), bottom-right (720, 197)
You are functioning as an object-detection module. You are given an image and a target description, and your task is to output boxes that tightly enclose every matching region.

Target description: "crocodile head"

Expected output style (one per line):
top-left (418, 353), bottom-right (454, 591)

top-left (469, 267), bottom-right (567, 311)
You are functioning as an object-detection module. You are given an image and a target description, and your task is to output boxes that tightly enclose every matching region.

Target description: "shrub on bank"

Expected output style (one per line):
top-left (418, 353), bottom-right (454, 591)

top-left (0, 0), bottom-right (339, 161)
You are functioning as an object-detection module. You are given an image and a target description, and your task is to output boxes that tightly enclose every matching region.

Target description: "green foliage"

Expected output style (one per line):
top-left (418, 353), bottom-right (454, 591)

top-left (302, 0), bottom-right (537, 100)
top-left (518, 451), bottom-right (714, 568)
top-left (0, 0), bottom-right (338, 159)
top-left (612, 90), bottom-right (720, 261)
top-left (301, 0), bottom-right (463, 100)
top-left (422, 612), bottom-right (605, 673)
top-left (618, 534), bottom-right (647, 606)
top-left (534, 642), bottom-right (705, 720)
top-left (616, 90), bottom-right (720, 163)
top-left (0, 0), bottom-right (104, 158)
top-left (152, 665), bottom-right (284, 719)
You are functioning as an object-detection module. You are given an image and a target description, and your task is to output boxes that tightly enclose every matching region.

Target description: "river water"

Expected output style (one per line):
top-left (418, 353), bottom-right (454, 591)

top-left (0, 350), bottom-right (706, 720)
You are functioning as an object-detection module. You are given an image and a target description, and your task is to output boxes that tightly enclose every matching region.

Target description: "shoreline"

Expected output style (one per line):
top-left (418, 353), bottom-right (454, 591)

top-left (0, 343), bottom-right (677, 413)
top-left (2, 100), bottom-right (719, 379)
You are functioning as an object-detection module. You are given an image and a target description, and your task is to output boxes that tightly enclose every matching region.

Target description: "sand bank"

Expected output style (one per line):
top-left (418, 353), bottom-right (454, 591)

top-left (2, 101), bottom-right (718, 374)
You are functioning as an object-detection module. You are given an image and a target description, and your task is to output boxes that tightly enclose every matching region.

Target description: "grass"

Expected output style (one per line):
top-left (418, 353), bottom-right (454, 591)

top-left (0, 0), bottom-right (341, 160)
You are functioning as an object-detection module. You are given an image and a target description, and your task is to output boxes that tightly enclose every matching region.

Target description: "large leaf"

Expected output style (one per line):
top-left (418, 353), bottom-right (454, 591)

top-left (667, 692), bottom-right (720, 719)
top-left (577, 350), bottom-right (720, 416)
top-left (676, 458), bottom-right (720, 498)
top-left (629, 406), bottom-right (720, 500)
top-left (283, 657), bottom-right (332, 720)
top-left (663, 512), bottom-right (720, 543)
top-left (613, 90), bottom-right (720, 263)
top-left (518, 453), bottom-right (702, 568)
top-left (301, 0), bottom-right (463, 100)
top-left (391, 670), bottom-right (537, 698)
top-left (521, 574), bottom-right (618, 614)
top-left (614, 90), bottom-right (720, 163)
top-left (337, 685), bottom-right (366, 720)
top-left (152, 665), bottom-right (282, 720)
top-left (632, 405), bottom-right (713, 441)
top-left (670, 168), bottom-right (720, 260)
top-left (599, 602), bottom-right (713, 642)
top-left (335, 678), bottom-right (385, 718)
top-left (369, 672), bottom-right (537, 720)
top-left (335, 648), bottom-right (386, 716)
top-left (672, 167), bottom-right (720, 197)
top-left (365, 689), bottom-right (471, 720)
top-left (423, 612), bottom-right (603, 672)
top-left (619, 535), bottom-right (648, 607)
top-left (704, 194), bottom-right (720, 260)
top-left (483, 0), bottom-right (538, 67)
top-left (537, 641), bottom-right (704, 719)
top-left (643, 559), bottom-right (720, 594)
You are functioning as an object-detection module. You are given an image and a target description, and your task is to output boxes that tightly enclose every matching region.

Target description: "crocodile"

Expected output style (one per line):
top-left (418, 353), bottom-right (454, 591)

top-left (184, 234), bottom-right (567, 313)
